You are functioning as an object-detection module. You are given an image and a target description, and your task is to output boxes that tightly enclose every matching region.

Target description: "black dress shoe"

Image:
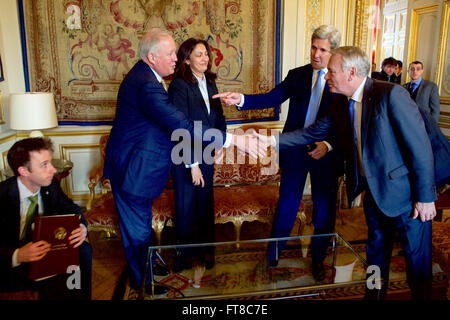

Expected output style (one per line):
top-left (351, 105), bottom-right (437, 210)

top-left (268, 259), bottom-right (279, 269)
top-left (152, 263), bottom-right (170, 276)
top-left (312, 261), bottom-right (325, 281)
top-left (145, 284), bottom-right (169, 296)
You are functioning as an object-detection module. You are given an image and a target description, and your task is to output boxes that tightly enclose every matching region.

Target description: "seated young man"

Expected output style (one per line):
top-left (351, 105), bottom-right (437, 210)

top-left (0, 137), bottom-right (92, 300)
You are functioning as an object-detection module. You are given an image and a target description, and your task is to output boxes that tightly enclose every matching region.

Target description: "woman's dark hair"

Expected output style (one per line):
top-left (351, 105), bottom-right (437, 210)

top-left (174, 38), bottom-right (217, 84)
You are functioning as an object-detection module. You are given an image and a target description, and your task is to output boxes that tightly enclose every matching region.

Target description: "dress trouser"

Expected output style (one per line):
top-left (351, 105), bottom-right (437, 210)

top-left (172, 163), bottom-right (215, 262)
top-left (112, 186), bottom-right (154, 289)
top-left (362, 184), bottom-right (432, 300)
top-left (268, 152), bottom-right (339, 263)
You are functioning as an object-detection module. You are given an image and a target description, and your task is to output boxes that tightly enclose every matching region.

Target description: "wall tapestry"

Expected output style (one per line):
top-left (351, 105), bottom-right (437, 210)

top-left (21, 0), bottom-right (280, 124)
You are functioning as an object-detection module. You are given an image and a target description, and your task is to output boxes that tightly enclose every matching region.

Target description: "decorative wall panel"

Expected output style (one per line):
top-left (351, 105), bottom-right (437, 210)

top-left (21, 0), bottom-right (279, 124)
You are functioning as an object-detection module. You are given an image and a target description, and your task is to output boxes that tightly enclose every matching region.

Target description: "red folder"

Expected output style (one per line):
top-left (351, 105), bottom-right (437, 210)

top-left (29, 214), bottom-right (80, 281)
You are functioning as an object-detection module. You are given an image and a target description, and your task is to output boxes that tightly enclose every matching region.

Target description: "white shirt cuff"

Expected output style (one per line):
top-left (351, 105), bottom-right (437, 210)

top-left (185, 162), bottom-right (199, 169)
top-left (236, 94), bottom-right (245, 110)
top-left (12, 249), bottom-right (20, 268)
top-left (271, 136), bottom-right (277, 148)
top-left (322, 141), bottom-right (332, 151)
top-left (223, 132), bottom-right (233, 148)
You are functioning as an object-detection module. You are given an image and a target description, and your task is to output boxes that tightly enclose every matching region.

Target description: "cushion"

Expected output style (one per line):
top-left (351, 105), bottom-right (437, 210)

top-left (214, 185), bottom-right (279, 224)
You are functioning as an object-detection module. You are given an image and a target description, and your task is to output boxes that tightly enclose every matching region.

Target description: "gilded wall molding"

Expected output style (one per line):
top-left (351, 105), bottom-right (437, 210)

top-left (59, 143), bottom-right (101, 200)
top-left (353, 0), bottom-right (365, 48)
top-left (351, 0), bottom-right (378, 57)
top-left (435, 0), bottom-right (450, 104)
top-left (407, 4), bottom-right (439, 82)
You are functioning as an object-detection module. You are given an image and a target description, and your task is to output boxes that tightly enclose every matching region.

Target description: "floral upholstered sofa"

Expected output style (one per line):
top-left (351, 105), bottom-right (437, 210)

top-left (84, 127), bottom-right (282, 245)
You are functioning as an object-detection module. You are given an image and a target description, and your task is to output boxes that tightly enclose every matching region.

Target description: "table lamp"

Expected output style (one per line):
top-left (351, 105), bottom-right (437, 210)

top-left (9, 92), bottom-right (58, 137)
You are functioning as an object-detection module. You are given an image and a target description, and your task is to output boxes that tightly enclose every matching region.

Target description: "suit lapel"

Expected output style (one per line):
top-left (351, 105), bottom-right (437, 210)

top-left (7, 178), bottom-right (22, 240)
top-left (415, 80), bottom-right (424, 100)
top-left (190, 82), bottom-right (213, 126)
top-left (361, 78), bottom-right (375, 152)
top-left (301, 66), bottom-right (314, 123)
top-left (41, 185), bottom-right (52, 215)
top-left (206, 81), bottom-right (219, 124)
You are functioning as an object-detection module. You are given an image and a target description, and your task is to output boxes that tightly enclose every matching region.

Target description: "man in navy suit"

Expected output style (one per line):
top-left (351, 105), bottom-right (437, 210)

top-left (214, 25), bottom-right (343, 280)
top-left (0, 138), bottom-right (92, 300)
top-left (257, 46), bottom-right (437, 300)
top-left (104, 29), bottom-right (252, 295)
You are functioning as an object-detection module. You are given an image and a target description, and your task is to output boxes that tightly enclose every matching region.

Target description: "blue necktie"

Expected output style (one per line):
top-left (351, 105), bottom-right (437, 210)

top-left (304, 69), bottom-right (324, 128)
top-left (348, 99), bottom-right (359, 194)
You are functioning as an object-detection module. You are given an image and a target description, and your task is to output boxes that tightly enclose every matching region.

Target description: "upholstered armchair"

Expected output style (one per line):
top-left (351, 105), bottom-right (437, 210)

top-left (211, 127), bottom-right (281, 245)
top-left (84, 134), bottom-right (175, 245)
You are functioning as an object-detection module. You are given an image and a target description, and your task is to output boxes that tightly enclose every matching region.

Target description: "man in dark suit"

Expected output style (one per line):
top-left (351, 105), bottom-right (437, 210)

top-left (0, 138), bottom-right (92, 300)
top-left (394, 60), bottom-right (402, 84)
top-left (214, 25), bottom-right (343, 280)
top-left (404, 61), bottom-right (440, 123)
top-left (103, 29), bottom-right (252, 295)
top-left (257, 46), bottom-right (437, 300)
top-left (371, 57), bottom-right (398, 83)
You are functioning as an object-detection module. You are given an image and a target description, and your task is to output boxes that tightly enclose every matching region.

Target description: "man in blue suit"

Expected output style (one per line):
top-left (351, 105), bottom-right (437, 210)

top-left (214, 25), bottom-right (344, 280)
top-left (104, 29), bottom-right (251, 296)
top-left (257, 46), bottom-right (437, 300)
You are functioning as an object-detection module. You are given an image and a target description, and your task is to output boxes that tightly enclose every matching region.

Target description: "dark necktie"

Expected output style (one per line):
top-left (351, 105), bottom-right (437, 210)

top-left (408, 82), bottom-right (418, 100)
top-left (21, 194), bottom-right (39, 244)
top-left (348, 99), bottom-right (359, 195)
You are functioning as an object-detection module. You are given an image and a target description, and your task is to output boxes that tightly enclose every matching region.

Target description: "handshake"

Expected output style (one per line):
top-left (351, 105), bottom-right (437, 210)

top-left (230, 129), bottom-right (276, 160)
top-left (212, 91), bottom-right (277, 160)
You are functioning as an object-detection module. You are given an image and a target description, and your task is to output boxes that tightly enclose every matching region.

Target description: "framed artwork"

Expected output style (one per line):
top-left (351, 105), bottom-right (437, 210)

top-left (435, 0), bottom-right (450, 104)
top-left (0, 90), bottom-right (5, 124)
top-left (0, 54), bottom-right (4, 82)
top-left (19, 0), bottom-right (281, 124)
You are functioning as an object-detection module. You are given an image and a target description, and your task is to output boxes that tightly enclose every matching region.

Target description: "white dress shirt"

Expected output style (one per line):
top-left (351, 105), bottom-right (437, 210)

top-left (12, 178), bottom-right (43, 267)
top-left (349, 77), bottom-right (367, 176)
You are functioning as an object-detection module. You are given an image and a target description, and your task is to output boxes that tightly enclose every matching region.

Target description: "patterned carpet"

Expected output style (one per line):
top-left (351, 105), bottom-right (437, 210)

top-left (123, 241), bottom-right (446, 300)
top-left (89, 207), bottom-right (449, 300)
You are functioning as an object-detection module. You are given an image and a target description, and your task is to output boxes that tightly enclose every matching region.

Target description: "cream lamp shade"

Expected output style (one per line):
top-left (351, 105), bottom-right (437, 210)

top-left (9, 92), bottom-right (58, 137)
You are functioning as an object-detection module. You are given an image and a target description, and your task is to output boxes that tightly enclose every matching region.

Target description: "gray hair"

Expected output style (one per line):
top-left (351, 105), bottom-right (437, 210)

top-left (312, 25), bottom-right (341, 49)
top-left (138, 28), bottom-right (173, 61)
top-left (331, 46), bottom-right (371, 77)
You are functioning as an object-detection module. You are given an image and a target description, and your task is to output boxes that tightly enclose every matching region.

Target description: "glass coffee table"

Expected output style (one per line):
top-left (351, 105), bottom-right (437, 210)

top-left (139, 233), bottom-right (371, 300)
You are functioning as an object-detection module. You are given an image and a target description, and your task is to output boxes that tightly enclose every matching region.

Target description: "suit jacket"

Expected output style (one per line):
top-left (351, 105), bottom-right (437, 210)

top-left (403, 79), bottom-right (440, 123)
top-left (104, 60), bottom-right (226, 199)
top-left (239, 64), bottom-right (340, 170)
top-left (168, 76), bottom-right (227, 165)
top-left (0, 177), bottom-right (85, 287)
top-left (371, 70), bottom-right (397, 83)
top-left (279, 78), bottom-right (437, 217)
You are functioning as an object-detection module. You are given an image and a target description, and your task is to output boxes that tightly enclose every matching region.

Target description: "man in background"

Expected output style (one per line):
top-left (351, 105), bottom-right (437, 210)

top-left (404, 61), bottom-right (440, 123)
top-left (371, 57), bottom-right (398, 83)
top-left (0, 137), bottom-right (92, 300)
top-left (394, 60), bottom-right (402, 84)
